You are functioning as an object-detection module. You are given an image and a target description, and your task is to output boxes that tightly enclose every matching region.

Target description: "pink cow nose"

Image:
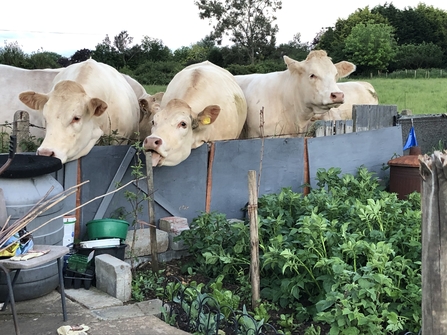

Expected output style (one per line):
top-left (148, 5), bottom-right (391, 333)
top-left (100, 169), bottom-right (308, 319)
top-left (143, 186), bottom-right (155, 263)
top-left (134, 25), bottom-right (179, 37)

top-left (143, 136), bottom-right (163, 150)
top-left (37, 148), bottom-right (55, 157)
top-left (331, 92), bottom-right (344, 103)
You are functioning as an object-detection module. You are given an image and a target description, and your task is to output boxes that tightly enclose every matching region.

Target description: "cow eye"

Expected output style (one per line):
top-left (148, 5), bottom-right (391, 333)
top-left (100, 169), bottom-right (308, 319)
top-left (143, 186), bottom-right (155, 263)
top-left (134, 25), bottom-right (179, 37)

top-left (179, 121), bottom-right (187, 129)
top-left (310, 74), bottom-right (316, 79)
top-left (151, 120), bottom-right (155, 126)
top-left (72, 116), bottom-right (81, 123)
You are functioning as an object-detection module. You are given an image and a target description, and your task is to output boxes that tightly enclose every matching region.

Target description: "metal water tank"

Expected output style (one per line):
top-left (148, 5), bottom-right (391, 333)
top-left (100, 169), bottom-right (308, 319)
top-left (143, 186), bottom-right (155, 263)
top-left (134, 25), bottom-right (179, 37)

top-left (0, 153), bottom-right (64, 301)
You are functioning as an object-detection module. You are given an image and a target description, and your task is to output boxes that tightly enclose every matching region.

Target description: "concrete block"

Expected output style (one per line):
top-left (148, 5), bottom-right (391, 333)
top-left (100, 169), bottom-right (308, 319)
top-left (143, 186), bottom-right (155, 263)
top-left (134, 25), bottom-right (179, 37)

top-left (125, 228), bottom-right (169, 259)
top-left (95, 254), bottom-right (132, 302)
top-left (159, 217), bottom-right (190, 251)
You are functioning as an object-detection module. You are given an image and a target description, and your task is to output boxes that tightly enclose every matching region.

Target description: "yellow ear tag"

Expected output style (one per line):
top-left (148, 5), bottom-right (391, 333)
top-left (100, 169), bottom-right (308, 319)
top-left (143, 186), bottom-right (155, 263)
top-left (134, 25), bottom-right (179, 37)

top-left (202, 116), bottom-right (211, 125)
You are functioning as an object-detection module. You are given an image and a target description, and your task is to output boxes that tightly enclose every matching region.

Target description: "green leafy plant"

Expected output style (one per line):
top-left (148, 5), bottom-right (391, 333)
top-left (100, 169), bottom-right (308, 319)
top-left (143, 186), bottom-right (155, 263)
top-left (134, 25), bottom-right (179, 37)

top-left (175, 167), bottom-right (422, 334)
top-left (132, 269), bottom-right (166, 302)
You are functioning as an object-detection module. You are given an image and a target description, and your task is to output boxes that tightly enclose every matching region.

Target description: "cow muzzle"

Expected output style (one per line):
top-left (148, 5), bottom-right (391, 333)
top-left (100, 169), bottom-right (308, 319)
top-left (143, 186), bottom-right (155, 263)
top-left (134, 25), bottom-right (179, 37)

top-left (330, 91), bottom-right (344, 104)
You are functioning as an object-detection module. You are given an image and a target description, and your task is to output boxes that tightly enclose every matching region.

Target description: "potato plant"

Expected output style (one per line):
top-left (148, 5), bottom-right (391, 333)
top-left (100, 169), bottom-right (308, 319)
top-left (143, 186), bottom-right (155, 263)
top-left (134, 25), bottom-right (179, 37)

top-left (176, 167), bottom-right (422, 334)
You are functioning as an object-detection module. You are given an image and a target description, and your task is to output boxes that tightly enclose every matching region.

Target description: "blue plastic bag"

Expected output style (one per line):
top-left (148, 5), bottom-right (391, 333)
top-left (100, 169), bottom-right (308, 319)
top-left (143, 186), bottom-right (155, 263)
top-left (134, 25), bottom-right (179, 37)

top-left (403, 126), bottom-right (418, 151)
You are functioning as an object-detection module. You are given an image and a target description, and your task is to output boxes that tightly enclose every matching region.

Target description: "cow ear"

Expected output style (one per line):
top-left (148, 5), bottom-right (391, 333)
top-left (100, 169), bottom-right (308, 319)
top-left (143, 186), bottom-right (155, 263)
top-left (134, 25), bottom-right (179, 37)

top-left (284, 55), bottom-right (304, 74)
top-left (138, 98), bottom-right (149, 123)
top-left (335, 61), bottom-right (356, 79)
top-left (283, 55), bottom-right (298, 68)
top-left (197, 105), bottom-right (220, 126)
top-left (89, 98), bottom-right (108, 116)
top-left (19, 91), bottom-right (49, 111)
top-left (139, 98), bottom-right (149, 113)
top-left (151, 103), bottom-right (161, 114)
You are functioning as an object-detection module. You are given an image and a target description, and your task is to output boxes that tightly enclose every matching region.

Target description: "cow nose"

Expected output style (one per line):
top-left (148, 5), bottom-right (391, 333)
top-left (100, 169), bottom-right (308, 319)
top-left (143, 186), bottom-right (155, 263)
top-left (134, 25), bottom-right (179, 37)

top-left (37, 148), bottom-right (55, 157)
top-left (143, 136), bottom-right (163, 150)
top-left (331, 92), bottom-right (344, 103)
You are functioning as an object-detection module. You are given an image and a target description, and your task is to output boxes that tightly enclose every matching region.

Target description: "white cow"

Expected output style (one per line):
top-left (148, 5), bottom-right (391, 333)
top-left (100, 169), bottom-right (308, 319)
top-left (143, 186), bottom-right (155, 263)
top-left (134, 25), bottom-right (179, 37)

top-left (121, 73), bottom-right (164, 140)
top-left (138, 91), bottom-right (164, 140)
top-left (19, 59), bottom-right (140, 163)
top-left (143, 61), bottom-right (247, 167)
top-left (0, 65), bottom-right (61, 139)
top-left (313, 81), bottom-right (379, 121)
top-left (235, 50), bottom-right (356, 138)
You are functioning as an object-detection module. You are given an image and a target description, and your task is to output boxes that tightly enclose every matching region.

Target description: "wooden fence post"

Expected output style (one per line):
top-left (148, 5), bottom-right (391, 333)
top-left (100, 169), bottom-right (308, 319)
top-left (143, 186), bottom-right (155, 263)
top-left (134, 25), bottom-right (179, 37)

top-left (145, 151), bottom-right (159, 272)
top-left (13, 111), bottom-right (30, 153)
top-left (248, 170), bottom-right (260, 309)
top-left (419, 151), bottom-right (447, 334)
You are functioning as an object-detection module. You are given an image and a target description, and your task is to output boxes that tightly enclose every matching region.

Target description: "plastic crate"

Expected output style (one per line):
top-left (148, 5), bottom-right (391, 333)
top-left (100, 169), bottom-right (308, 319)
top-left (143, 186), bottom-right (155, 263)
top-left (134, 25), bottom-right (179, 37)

top-left (64, 268), bottom-right (94, 290)
top-left (67, 254), bottom-right (91, 273)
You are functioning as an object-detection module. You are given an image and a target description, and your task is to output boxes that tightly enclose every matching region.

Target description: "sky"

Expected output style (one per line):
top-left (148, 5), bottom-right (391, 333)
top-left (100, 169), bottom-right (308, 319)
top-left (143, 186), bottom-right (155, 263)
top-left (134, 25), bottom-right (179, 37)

top-left (1, 0), bottom-right (447, 58)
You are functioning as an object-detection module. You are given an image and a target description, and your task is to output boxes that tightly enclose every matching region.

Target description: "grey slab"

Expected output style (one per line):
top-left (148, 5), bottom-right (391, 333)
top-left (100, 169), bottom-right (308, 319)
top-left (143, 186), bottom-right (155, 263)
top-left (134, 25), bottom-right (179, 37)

top-left (210, 137), bottom-right (305, 219)
top-left (65, 287), bottom-right (123, 309)
top-left (91, 304), bottom-right (145, 320)
top-left (307, 125), bottom-right (404, 188)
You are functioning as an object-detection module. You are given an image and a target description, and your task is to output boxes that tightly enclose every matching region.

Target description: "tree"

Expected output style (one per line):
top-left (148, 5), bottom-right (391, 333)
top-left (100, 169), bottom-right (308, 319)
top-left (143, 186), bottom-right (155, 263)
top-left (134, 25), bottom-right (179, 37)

top-left (344, 22), bottom-right (397, 74)
top-left (0, 41), bottom-right (29, 68)
top-left (28, 49), bottom-right (61, 69)
top-left (195, 0), bottom-right (282, 64)
top-left (92, 35), bottom-right (121, 69)
top-left (316, 7), bottom-right (388, 62)
top-left (275, 32), bottom-right (310, 61)
top-left (70, 48), bottom-right (92, 64)
top-left (140, 36), bottom-right (172, 62)
top-left (393, 42), bottom-right (444, 69)
top-left (113, 30), bottom-right (135, 68)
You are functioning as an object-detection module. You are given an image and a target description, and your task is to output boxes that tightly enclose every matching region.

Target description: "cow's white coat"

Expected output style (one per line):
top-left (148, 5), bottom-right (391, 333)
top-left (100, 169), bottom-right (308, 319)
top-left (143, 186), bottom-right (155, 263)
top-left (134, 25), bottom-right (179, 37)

top-left (19, 59), bottom-right (140, 163)
top-left (143, 61), bottom-right (247, 167)
top-left (235, 50), bottom-right (356, 137)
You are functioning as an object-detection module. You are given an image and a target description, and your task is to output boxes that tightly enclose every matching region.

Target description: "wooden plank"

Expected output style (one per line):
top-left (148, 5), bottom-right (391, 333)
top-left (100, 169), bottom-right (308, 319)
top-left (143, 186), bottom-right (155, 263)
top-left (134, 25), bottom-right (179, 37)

top-left (324, 120), bottom-right (333, 136)
top-left (353, 105), bottom-right (397, 132)
top-left (420, 152), bottom-right (447, 334)
top-left (334, 120), bottom-right (345, 135)
top-left (345, 120), bottom-right (353, 134)
top-left (314, 121), bottom-right (325, 137)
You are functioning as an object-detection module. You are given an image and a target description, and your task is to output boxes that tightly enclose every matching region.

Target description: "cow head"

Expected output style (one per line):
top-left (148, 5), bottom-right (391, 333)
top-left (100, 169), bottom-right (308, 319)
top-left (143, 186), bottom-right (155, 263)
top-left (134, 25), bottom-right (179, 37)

top-left (143, 98), bottom-right (220, 167)
top-left (19, 80), bottom-right (108, 164)
top-left (284, 50), bottom-right (356, 115)
top-left (138, 92), bottom-right (165, 140)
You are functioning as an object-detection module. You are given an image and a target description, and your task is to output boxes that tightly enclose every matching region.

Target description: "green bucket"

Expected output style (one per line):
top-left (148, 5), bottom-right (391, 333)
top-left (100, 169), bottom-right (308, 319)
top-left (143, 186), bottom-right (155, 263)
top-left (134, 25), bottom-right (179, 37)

top-left (86, 219), bottom-right (129, 241)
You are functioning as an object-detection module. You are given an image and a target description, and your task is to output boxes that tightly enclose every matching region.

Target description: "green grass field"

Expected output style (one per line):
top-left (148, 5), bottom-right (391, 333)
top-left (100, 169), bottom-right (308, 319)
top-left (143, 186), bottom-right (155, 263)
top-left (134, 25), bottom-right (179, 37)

top-left (361, 78), bottom-right (447, 115)
top-left (145, 78), bottom-right (447, 115)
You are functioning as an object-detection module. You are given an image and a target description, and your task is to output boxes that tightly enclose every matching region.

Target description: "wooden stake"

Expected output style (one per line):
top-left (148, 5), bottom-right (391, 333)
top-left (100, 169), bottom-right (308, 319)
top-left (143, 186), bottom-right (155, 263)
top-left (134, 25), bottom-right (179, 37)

top-left (12, 111), bottom-right (29, 153)
top-left (248, 170), bottom-right (260, 309)
top-left (419, 151), bottom-right (447, 334)
top-left (145, 151), bottom-right (159, 272)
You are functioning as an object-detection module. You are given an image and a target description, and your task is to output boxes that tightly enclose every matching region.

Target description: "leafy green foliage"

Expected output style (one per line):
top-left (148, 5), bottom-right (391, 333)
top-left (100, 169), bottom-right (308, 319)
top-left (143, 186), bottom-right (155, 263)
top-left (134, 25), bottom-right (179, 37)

top-left (195, 0), bottom-right (282, 64)
top-left (175, 212), bottom-right (250, 279)
top-left (344, 22), bottom-right (397, 73)
top-left (179, 167), bottom-right (422, 334)
top-left (132, 269), bottom-right (166, 302)
top-left (393, 42), bottom-right (444, 70)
